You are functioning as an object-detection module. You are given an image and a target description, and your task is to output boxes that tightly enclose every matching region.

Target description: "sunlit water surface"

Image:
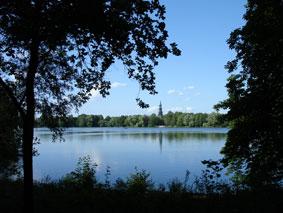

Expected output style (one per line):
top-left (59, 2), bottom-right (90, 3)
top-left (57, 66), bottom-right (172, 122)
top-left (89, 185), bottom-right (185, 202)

top-left (34, 127), bottom-right (228, 185)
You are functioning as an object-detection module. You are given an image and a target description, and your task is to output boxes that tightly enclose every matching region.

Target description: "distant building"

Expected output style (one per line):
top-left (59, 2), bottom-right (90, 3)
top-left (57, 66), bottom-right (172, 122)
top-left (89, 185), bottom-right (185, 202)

top-left (158, 101), bottom-right (163, 117)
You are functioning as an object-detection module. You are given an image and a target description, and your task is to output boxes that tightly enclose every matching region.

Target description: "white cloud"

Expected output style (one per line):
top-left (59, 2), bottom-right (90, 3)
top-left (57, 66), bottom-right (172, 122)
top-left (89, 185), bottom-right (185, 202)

top-left (148, 106), bottom-right (158, 112)
top-left (194, 92), bottom-right (201, 96)
top-left (186, 107), bottom-right (193, 112)
top-left (178, 91), bottom-right (184, 96)
top-left (168, 89), bottom-right (175, 94)
top-left (184, 85), bottom-right (195, 90)
top-left (111, 82), bottom-right (127, 88)
top-left (90, 89), bottom-right (100, 99)
top-left (167, 107), bottom-right (182, 112)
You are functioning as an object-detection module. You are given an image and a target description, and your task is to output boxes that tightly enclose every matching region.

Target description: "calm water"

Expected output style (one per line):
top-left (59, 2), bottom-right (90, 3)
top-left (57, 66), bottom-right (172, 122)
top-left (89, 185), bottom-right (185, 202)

top-left (34, 127), bottom-right (228, 184)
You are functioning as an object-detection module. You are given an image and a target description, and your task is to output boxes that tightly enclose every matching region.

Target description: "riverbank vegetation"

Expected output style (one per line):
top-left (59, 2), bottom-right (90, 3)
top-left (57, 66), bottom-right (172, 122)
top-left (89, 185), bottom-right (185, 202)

top-left (0, 89), bottom-right (22, 178)
top-left (1, 156), bottom-right (282, 213)
top-left (35, 112), bottom-right (229, 128)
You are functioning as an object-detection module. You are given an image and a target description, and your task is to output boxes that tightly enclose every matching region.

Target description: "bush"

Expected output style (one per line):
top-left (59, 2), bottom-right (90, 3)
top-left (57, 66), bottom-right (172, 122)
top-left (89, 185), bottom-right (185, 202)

top-left (126, 167), bottom-right (154, 193)
top-left (61, 155), bottom-right (97, 189)
top-left (167, 178), bottom-right (183, 192)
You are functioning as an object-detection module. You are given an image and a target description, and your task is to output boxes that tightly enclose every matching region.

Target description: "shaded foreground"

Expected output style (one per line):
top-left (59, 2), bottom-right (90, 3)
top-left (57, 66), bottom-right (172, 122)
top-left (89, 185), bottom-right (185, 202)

top-left (1, 179), bottom-right (282, 213)
top-left (1, 157), bottom-right (282, 213)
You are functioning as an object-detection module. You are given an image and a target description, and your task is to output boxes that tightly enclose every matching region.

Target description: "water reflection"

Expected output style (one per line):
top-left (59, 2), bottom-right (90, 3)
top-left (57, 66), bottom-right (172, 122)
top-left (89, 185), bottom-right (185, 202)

top-left (34, 127), bottom-right (228, 184)
top-left (110, 132), bottom-right (226, 152)
top-left (115, 132), bottom-right (226, 141)
top-left (159, 132), bottom-right (163, 153)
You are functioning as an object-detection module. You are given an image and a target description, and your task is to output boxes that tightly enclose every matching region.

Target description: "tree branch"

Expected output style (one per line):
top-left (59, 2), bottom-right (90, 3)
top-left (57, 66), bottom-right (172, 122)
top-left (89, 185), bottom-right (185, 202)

top-left (0, 77), bottom-right (26, 118)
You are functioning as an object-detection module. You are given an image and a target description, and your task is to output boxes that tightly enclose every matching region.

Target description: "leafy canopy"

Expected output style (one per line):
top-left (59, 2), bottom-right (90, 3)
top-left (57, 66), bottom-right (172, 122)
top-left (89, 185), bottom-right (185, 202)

top-left (215, 0), bottom-right (283, 187)
top-left (0, 0), bottom-right (180, 130)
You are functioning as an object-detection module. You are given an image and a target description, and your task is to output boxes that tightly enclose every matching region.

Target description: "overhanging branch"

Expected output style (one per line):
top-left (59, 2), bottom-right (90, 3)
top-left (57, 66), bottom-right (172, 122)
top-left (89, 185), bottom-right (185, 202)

top-left (0, 77), bottom-right (26, 118)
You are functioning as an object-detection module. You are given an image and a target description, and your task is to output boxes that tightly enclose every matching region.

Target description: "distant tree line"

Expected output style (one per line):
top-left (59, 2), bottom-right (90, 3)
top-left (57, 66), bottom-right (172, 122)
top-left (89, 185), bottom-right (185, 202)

top-left (35, 112), bottom-right (229, 128)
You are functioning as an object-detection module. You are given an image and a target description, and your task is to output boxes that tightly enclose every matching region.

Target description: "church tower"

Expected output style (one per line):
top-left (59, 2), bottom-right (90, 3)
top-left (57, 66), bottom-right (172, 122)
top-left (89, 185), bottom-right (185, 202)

top-left (158, 101), bottom-right (163, 117)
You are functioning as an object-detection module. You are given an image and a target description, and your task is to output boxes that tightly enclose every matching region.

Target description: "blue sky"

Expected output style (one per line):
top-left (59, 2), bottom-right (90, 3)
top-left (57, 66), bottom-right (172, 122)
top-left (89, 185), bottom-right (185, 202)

top-left (78, 0), bottom-right (247, 117)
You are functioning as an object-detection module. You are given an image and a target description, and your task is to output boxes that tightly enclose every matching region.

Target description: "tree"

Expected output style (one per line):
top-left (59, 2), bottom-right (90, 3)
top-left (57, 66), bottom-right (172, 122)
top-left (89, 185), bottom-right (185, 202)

top-left (98, 119), bottom-right (108, 127)
top-left (137, 115), bottom-right (149, 127)
top-left (0, 88), bottom-right (21, 177)
top-left (176, 112), bottom-right (185, 127)
top-left (215, 0), bottom-right (283, 187)
top-left (163, 111), bottom-right (176, 126)
top-left (148, 113), bottom-right (161, 127)
top-left (67, 114), bottom-right (77, 127)
top-left (183, 113), bottom-right (194, 127)
top-left (109, 116), bottom-right (123, 127)
top-left (0, 0), bottom-right (180, 211)
top-left (205, 112), bottom-right (221, 127)
top-left (193, 113), bottom-right (207, 127)
top-left (93, 115), bottom-right (103, 127)
top-left (77, 114), bottom-right (87, 127)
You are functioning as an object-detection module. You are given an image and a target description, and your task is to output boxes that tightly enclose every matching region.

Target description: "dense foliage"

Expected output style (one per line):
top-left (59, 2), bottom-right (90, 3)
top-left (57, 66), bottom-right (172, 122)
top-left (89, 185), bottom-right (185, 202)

top-left (35, 112), bottom-right (229, 128)
top-left (0, 1), bottom-right (180, 210)
top-left (215, 0), bottom-right (283, 187)
top-left (0, 88), bottom-right (21, 177)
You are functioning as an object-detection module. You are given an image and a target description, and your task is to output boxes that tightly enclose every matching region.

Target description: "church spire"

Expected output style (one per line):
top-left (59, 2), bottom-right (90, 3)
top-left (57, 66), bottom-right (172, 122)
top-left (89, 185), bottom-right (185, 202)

top-left (158, 101), bottom-right (163, 117)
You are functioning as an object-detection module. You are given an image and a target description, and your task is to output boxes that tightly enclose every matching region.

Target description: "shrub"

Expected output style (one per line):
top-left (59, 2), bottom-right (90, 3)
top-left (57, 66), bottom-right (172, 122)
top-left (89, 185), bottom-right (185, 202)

top-left (61, 155), bottom-right (97, 189)
top-left (126, 167), bottom-right (154, 193)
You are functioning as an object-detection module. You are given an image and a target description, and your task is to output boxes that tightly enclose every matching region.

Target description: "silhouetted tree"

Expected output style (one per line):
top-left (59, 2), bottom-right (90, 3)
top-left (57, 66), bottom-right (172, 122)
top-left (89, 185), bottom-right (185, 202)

top-left (0, 0), bottom-right (180, 211)
top-left (215, 0), bottom-right (283, 187)
top-left (0, 88), bottom-right (21, 177)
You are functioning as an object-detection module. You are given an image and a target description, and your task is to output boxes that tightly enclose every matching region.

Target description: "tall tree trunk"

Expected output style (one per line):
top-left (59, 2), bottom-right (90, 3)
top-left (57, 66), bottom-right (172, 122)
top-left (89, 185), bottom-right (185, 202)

top-left (23, 33), bottom-right (39, 213)
top-left (23, 114), bottom-right (35, 212)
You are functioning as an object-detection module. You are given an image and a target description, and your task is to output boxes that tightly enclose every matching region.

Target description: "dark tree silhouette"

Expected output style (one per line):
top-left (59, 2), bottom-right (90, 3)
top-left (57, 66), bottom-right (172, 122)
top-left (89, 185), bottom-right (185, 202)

top-left (215, 0), bottom-right (283, 187)
top-left (0, 0), bottom-right (180, 212)
top-left (0, 88), bottom-right (21, 177)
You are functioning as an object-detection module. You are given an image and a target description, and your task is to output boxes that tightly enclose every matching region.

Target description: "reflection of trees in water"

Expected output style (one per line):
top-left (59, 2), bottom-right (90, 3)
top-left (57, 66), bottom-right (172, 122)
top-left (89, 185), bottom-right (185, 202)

top-left (159, 132), bottom-right (163, 153)
top-left (36, 130), bottom-right (226, 145)
top-left (112, 132), bottom-right (226, 143)
top-left (108, 132), bottom-right (226, 153)
top-left (164, 132), bottom-right (226, 143)
top-left (35, 133), bottom-right (105, 144)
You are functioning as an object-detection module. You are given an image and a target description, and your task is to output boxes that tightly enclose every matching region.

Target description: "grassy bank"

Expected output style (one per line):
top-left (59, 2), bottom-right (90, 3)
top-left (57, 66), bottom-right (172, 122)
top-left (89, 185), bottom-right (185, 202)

top-left (1, 178), bottom-right (282, 213)
top-left (1, 156), bottom-right (283, 213)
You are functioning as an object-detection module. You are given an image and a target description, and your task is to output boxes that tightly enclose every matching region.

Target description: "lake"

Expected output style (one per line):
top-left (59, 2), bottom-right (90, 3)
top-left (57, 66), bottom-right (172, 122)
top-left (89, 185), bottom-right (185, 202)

top-left (34, 127), bottom-right (228, 185)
